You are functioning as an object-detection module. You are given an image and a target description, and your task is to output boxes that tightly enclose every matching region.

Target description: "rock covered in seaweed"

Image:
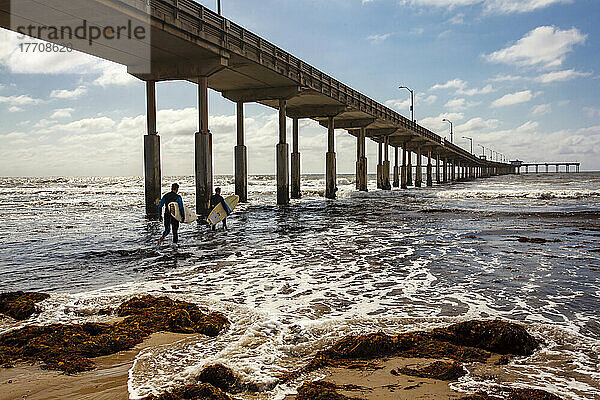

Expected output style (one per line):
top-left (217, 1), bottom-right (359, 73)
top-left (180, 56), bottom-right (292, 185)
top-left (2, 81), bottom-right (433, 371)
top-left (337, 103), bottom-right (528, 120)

top-left (461, 388), bottom-right (562, 400)
top-left (396, 360), bottom-right (466, 381)
top-left (296, 381), bottom-right (362, 400)
top-left (0, 291), bottom-right (50, 320)
top-left (0, 295), bottom-right (228, 373)
top-left (431, 320), bottom-right (540, 356)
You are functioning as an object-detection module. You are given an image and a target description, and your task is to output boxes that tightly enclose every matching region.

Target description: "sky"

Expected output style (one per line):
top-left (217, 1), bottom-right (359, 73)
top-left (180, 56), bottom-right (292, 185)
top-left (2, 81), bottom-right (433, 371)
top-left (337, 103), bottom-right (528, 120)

top-left (0, 0), bottom-right (599, 176)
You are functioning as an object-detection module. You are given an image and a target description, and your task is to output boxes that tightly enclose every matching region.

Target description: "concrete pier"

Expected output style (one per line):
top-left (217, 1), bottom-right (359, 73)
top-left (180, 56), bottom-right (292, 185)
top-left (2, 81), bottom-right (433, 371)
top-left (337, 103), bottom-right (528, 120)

top-left (401, 144), bottom-right (408, 189)
top-left (451, 159), bottom-right (456, 181)
top-left (393, 146), bottom-right (400, 187)
top-left (195, 77), bottom-right (213, 218)
top-left (407, 150), bottom-right (413, 186)
top-left (356, 127), bottom-right (368, 192)
top-left (235, 101), bottom-right (248, 203)
top-left (443, 158), bottom-right (448, 183)
top-left (377, 141), bottom-right (383, 189)
top-left (426, 149), bottom-right (433, 187)
top-left (415, 148), bottom-right (422, 187)
top-left (144, 81), bottom-right (161, 218)
top-left (436, 153), bottom-right (441, 184)
top-left (326, 116), bottom-right (337, 199)
top-left (291, 118), bottom-right (301, 199)
top-left (382, 137), bottom-right (391, 190)
top-left (277, 99), bottom-right (290, 205)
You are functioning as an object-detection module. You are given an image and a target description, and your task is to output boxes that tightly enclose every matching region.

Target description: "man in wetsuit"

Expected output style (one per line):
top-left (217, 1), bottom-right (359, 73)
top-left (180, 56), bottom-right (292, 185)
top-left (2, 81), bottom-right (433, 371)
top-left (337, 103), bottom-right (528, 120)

top-left (210, 187), bottom-right (229, 231)
top-left (157, 183), bottom-right (185, 245)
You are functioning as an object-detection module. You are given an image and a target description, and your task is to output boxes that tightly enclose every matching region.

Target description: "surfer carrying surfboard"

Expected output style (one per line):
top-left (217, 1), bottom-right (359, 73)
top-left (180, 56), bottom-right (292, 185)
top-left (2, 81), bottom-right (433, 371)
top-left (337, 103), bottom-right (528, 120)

top-left (157, 183), bottom-right (185, 245)
top-left (209, 187), bottom-right (230, 231)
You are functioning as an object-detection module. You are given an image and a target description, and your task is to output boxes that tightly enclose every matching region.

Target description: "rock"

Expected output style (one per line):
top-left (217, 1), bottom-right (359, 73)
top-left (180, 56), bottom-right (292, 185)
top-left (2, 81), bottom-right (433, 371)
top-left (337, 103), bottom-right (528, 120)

top-left (143, 383), bottom-right (232, 400)
top-left (198, 364), bottom-right (239, 393)
top-left (296, 381), bottom-right (362, 400)
top-left (397, 361), bottom-right (466, 381)
top-left (0, 292), bottom-right (50, 320)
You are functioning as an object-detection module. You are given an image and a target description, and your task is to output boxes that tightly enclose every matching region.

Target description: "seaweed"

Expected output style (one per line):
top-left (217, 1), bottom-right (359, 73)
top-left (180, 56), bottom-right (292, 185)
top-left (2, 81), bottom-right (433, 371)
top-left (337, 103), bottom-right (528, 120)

top-left (461, 389), bottom-right (562, 400)
top-left (197, 364), bottom-right (241, 393)
top-left (281, 320), bottom-right (537, 383)
top-left (143, 383), bottom-right (233, 400)
top-left (0, 295), bottom-right (228, 373)
top-left (296, 381), bottom-right (364, 400)
top-left (431, 320), bottom-right (540, 356)
top-left (396, 361), bottom-right (466, 381)
top-left (0, 291), bottom-right (50, 320)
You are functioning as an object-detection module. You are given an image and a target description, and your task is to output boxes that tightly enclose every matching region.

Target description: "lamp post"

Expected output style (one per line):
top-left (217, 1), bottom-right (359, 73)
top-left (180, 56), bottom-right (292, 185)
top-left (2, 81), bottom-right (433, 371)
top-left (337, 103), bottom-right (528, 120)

top-left (442, 119), bottom-right (453, 143)
top-left (217, 0), bottom-right (221, 15)
top-left (462, 136), bottom-right (473, 154)
top-left (399, 86), bottom-right (415, 122)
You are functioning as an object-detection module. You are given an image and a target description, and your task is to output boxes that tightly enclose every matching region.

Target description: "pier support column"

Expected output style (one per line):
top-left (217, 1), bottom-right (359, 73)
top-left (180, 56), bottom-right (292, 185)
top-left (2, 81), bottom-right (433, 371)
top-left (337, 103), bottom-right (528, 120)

top-left (451, 160), bottom-right (456, 181)
top-left (144, 81), bottom-right (161, 218)
top-left (382, 137), bottom-right (391, 190)
top-left (415, 148), bottom-right (422, 187)
top-left (401, 144), bottom-right (408, 189)
top-left (443, 158), bottom-right (448, 183)
top-left (436, 153), bottom-right (441, 184)
top-left (356, 127), bottom-right (368, 192)
top-left (407, 150), bottom-right (413, 186)
top-left (393, 146), bottom-right (400, 187)
top-left (377, 141), bottom-right (383, 189)
top-left (195, 77), bottom-right (213, 218)
top-left (235, 102), bottom-right (248, 203)
top-left (326, 116), bottom-right (337, 199)
top-left (277, 99), bottom-right (290, 205)
top-left (291, 118), bottom-right (301, 199)
top-left (426, 150), bottom-right (433, 187)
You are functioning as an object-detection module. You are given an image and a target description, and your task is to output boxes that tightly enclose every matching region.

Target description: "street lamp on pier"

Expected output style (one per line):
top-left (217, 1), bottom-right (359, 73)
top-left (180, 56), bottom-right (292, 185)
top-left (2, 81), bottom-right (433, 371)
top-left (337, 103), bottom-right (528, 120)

top-left (217, 0), bottom-right (222, 15)
top-left (478, 144), bottom-right (485, 159)
top-left (398, 86), bottom-right (415, 122)
top-left (462, 136), bottom-right (473, 154)
top-left (442, 119), bottom-right (453, 143)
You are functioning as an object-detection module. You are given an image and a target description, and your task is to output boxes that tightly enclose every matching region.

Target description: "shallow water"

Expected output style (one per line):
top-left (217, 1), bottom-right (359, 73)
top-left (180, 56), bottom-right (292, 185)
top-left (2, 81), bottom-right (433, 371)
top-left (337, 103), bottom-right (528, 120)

top-left (1, 173), bottom-right (599, 399)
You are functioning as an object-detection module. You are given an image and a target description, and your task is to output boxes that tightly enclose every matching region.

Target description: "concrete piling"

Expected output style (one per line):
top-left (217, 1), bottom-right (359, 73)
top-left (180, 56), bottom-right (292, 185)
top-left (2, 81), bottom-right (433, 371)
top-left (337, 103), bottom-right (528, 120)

top-left (356, 127), bottom-right (368, 192)
top-left (407, 150), bottom-right (413, 186)
top-left (393, 146), bottom-right (400, 188)
top-left (291, 118), bottom-right (301, 199)
top-left (235, 101), bottom-right (248, 203)
top-left (436, 153), bottom-right (441, 184)
top-left (382, 137), bottom-right (391, 190)
top-left (426, 149), bottom-right (433, 187)
top-left (377, 141), bottom-right (383, 189)
top-left (326, 116), bottom-right (337, 199)
top-left (144, 81), bottom-right (161, 218)
top-left (277, 99), bottom-right (290, 205)
top-left (195, 76), bottom-right (213, 218)
top-left (401, 144), bottom-right (408, 189)
top-left (443, 158), bottom-right (447, 183)
top-left (415, 148), bottom-right (422, 187)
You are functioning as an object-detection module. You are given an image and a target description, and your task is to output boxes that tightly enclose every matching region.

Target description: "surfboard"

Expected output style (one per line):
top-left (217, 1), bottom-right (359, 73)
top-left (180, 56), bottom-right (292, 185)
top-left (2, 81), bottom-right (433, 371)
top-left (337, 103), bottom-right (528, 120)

top-left (207, 195), bottom-right (239, 225)
top-left (168, 202), bottom-right (198, 223)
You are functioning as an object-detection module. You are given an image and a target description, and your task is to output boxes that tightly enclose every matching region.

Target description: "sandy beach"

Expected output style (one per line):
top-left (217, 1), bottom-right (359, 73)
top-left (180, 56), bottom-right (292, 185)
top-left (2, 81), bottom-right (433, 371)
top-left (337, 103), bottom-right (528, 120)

top-left (0, 332), bottom-right (194, 400)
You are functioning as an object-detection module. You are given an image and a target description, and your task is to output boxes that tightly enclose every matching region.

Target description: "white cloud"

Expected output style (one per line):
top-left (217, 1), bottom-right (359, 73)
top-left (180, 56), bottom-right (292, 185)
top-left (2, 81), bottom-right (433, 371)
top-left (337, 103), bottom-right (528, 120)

top-left (367, 33), bottom-right (393, 43)
top-left (449, 13), bottom-right (465, 24)
top-left (418, 112), bottom-right (465, 131)
top-left (491, 90), bottom-right (533, 107)
top-left (489, 74), bottom-right (525, 82)
top-left (8, 106), bottom-right (23, 112)
top-left (444, 98), bottom-right (480, 111)
top-left (430, 79), bottom-right (467, 91)
top-left (485, 26), bottom-right (587, 69)
top-left (456, 117), bottom-right (501, 133)
top-left (50, 86), bottom-right (88, 100)
top-left (531, 104), bottom-right (551, 115)
top-left (93, 63), bottom-right (138, 87)
top-left (534, 69), bottom-right (591, 83)
top-left (398, 0), bottom-right (573, 14)
top-left (50, 108), bottom-right (75, 119)
top-left (584, 107), bottom-right (600, 119)
top-left (385, 93), bottom-right (437, 113)
top-left (457, 84), bottom-right (495, 96)
top-left (0, 94), bottom-right (42, 106)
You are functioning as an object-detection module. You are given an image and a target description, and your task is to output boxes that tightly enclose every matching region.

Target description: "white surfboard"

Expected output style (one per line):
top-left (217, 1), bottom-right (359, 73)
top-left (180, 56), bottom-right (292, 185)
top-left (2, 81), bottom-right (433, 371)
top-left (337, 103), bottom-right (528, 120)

top-left (207, 195), bottom-right (239, 225)
top-left (168, 202), bottom-right (197, 223)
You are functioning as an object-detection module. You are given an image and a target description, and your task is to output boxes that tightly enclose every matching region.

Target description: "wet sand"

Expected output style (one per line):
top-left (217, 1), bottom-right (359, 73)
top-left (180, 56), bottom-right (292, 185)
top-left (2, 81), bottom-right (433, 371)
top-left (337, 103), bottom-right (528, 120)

top-left (284, 356), bottom-right (484, 400)
top-left (0, 332), bottom-right (194, 400)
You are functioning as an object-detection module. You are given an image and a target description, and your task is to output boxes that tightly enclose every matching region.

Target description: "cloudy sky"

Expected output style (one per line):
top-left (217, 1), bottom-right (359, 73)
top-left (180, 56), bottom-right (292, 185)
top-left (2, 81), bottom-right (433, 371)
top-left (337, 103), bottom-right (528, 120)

top-left (0, 0), bottom-right (598, 176)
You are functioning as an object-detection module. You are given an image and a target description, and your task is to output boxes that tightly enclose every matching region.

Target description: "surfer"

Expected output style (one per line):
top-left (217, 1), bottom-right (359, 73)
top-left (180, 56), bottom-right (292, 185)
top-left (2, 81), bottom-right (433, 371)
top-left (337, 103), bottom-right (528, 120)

top-left (157, 183), bottom-right (185, 245)
top-left (210, 187), bottom-right (230, 231)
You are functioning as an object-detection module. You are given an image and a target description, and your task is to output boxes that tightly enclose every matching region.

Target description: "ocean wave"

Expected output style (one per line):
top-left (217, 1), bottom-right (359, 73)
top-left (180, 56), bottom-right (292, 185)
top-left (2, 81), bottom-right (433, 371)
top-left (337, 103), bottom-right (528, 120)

top-left (436, 189), bottom-right (600, 200)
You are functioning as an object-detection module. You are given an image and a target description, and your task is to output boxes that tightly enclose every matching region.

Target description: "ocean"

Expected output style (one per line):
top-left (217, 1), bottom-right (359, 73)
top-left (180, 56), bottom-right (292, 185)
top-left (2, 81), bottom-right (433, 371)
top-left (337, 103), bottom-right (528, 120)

top-left (0, 173), bottom-right (599, 399)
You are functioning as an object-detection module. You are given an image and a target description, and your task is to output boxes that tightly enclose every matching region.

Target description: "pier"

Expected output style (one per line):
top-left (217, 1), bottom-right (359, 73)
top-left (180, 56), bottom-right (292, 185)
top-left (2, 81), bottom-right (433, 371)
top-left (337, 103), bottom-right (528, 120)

top-left (1, 0), bottom-right (561, 218)
top-left (512, 161), bottom-right (581, 174)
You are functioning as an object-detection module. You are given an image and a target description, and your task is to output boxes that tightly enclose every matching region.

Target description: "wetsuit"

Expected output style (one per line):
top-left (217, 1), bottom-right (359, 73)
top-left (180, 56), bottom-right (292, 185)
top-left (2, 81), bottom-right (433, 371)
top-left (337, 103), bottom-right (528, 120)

top-left (210, 193), bottom-right (229, 230)
top-left (158, 191), bottom-right (185, 243)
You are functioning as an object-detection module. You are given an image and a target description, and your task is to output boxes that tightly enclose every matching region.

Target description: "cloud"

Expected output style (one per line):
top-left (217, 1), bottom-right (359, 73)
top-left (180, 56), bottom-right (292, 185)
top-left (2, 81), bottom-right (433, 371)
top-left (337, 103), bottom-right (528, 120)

top-left (398, 0), bottom-right (573, 14)
top-left (448, 13), bottom-right (465, 24)
top-left (485, 26), bottom-right (587, 69)
top-left (93, 63), bottom-right (139, 87)
top-left (367, 33), bottom-right (393, 43)
top-left (457, 84), bottom-right (495, 96)
top-left (444, 98), bottom-right (480, 111)
top-left (584, 107), bottom-right (600, 119)
top-left (534, 69), bottom-right (591, 83)
top-left (8, 106), bottom-right (23, 112)
top-left (456, 117), bottom-right (501, 133)
top-left (430, 79), bottom-right (467, 91)
top-left (385, 93), bottom-right (437, 114)
top-left (531, 104), bottom-right (551, 115)
top-left (491, 90), bottom-right (533, 107)
top-left (0, 94), bottom-right (43, 106)
top-left (50, 86), bottom-right (88, 100)
top-left (489, 74), bottom-right (525, 82)
top-left (50, 108), bottom-right (75, 119)
top-left (418, 112), bottom-right (465, 132)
